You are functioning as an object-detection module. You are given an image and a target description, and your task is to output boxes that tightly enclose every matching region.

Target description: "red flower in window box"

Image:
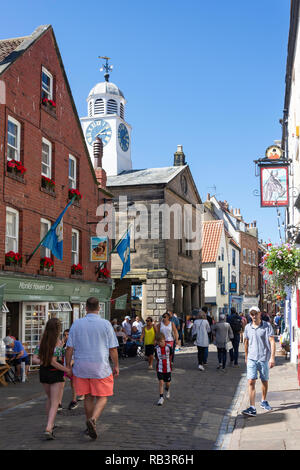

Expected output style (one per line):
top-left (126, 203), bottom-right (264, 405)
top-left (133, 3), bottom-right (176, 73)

top-left (5, 251), bottom-right (22, 266)
top-left (40, 257), bottom-right (54, 270)
top-left (7, 159), bottom-right (27, 175)
top-left (71, 263), bottom-right (83, 275)
top-left (68, 188), bottom-right (82, 201)
top-left (99, 267), bottom-right (110, 279)
top-left (42, 97), bottom-right (56, 108)
top-left (41, 175), bottom-right (55, 190)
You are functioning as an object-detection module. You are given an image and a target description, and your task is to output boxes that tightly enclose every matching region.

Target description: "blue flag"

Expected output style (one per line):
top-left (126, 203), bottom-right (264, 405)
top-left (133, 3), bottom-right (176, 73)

top-left (41, 198), bottom-right (74, 260)
top-left (117, 230), bottom-right (130, 279)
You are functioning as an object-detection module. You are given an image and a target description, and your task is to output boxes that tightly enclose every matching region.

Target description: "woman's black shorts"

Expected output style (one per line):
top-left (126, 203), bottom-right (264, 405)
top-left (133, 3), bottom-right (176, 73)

top-left (39, 365), bottom-right (64, 384)
top-left (145, 344), bottom-right (154, 357)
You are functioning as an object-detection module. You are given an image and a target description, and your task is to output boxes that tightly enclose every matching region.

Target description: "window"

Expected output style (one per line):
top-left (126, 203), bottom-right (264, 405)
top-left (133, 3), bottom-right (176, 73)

top-left (5, 207), bottom-right (19, 252)
top-left (252, 251), bottom-right (256, 266)
top-left (252, 276), bottom-right (256, 293)
top-left (69, 155), bottom-right (77, 189)
top-left (7, 116), bottom-right (21, 161)
top-left (243, 248), bottom-right (246, 263)
top-left (243, 275), bottom-right (247, 289)
top-left (40, 218), bottom-right (51, 259)
top-left (247, 276), bottom-right (251, 293)
top-left (107, 99), bottom-right (118, 114)
top-left (248, 249), bottom-right (252, 264)
top-left (231, 273), bottom-right (236, 283)
top-left (218, 267), bottom-right (223, 284)
top-left (221, 247), bottom-right (224, 261)
top-left (120, 103), bottom-right (124, 119)
top-left (41, 138), bottom-right (52, 178)
top-left (94, 98), bottom-right (104, 115)
top-left (232, 249), bottom-right (236, 266)
top-left (71, 229), bottom-right (79, 265)
top-left (41, 67), bottom-right (53, 100)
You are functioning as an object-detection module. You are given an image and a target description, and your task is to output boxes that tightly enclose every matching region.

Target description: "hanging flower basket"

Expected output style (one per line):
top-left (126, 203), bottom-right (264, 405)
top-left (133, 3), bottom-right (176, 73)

top-left (41, 175), bottom-right (55, 191)
top-left (68, 188), bottom-right (82, 201)
top-left (71, 263), bottom-right (83, 275)
top-left (5, 251), bottom-right (22, 266)
top-left (7, 159), bottom-right (27, 175)
top-left (40, 257), bottom-right (54, 271)
top-left (261, 243), bottom-right (300, 288)
top-left (41, 97), bottom-right (56, 108)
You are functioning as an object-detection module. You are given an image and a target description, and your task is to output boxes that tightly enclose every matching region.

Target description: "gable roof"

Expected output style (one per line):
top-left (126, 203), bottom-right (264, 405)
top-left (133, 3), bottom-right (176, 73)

top-left (0, 25), bottom-right (102, 187)
top-left (202, 220), bottom-right (224, 263)
top-left (107, 165), bottom-right (187, 187)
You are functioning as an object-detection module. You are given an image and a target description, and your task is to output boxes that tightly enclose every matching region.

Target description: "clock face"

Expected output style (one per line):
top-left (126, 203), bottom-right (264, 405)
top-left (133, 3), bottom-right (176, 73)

top-left (118, 123), bottom-right (130, 152)
top-left (85, 120), bottom-right (112, 147)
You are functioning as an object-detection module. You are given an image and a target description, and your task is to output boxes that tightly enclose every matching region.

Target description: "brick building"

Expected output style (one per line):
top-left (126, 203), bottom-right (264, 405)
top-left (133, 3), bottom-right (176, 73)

top-left (0, 25), bottom-right (113, 355)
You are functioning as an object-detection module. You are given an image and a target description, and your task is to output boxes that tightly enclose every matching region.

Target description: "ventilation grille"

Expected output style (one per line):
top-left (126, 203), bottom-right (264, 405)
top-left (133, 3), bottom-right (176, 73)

top-left (94, 98), bottom-right (104, 115)
top-left (120, 103), bottom-right (125, 119)
top-left (107, 99), bottom-right (118, 114)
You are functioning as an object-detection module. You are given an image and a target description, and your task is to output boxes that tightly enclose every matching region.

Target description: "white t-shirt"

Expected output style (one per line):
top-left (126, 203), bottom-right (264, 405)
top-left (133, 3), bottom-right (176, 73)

top-left (122, 320), bottom-right (132, 336)
top-left (132, 320), bottom-right (143, 333)
top-left (67, 314), bottom-right (119, 379)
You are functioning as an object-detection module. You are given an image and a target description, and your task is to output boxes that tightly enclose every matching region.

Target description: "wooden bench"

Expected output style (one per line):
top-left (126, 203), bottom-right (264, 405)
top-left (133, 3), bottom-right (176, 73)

top-left (0, 364), bottom-right (11, 386)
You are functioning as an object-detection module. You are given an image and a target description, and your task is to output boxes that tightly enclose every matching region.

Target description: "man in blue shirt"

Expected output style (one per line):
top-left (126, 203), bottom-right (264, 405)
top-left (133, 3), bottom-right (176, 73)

top-left (242, 306), bottom-right (275, 417)
top-left (4, 336), bottom-right (30, 381)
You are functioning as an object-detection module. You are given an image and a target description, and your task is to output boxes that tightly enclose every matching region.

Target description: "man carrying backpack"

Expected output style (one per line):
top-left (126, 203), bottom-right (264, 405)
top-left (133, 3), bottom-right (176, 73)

top-left (227, 307), bottom-right (243, 367)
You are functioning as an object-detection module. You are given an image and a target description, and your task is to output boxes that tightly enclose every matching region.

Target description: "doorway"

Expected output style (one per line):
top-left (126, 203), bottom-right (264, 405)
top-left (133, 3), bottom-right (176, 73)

top-left (6, 302), bottom-right (20, 339)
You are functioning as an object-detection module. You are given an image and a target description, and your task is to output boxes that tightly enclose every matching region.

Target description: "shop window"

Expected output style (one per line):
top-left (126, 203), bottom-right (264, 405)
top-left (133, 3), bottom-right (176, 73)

top-left (24, 303), bottom-right (47, 358)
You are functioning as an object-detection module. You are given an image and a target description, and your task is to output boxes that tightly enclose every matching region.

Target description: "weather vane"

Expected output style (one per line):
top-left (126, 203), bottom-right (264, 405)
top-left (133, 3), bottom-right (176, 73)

top-left (98, 56), bottom-right (113, 82)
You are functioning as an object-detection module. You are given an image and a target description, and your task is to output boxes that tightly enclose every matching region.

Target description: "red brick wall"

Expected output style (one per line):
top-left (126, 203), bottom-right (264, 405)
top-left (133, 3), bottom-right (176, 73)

top-left (239, 231), bottom-right (259, 296)
top-left (0, 27), bottom-right (109, 281)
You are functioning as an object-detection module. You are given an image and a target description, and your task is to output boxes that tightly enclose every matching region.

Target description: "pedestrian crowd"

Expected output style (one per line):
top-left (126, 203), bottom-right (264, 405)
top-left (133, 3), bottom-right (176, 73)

top-left (1, 298), bottom-right (283, 440)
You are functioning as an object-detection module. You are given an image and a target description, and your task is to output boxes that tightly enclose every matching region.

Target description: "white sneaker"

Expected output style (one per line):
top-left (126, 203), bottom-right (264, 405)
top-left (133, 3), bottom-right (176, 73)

top-left (165, 390), bottom-right (170, 399)
top-left (157, 397), bottom-right (164, 406)
top-left (198, 365), bottom-right (205, 371)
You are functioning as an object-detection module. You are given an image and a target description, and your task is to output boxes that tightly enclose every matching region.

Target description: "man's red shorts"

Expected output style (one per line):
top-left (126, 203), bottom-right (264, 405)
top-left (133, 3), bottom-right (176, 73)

top-left (73, 374), bottom-right (114, 397)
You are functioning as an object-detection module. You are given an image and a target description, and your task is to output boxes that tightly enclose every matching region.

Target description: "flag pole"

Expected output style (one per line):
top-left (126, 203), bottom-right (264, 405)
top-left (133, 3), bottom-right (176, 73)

top-left (25, 196), bottom-right (76, 264)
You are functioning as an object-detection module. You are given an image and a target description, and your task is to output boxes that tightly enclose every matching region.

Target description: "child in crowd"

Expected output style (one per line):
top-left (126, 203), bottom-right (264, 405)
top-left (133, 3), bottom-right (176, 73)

top-left (154, 332), bottom-right (172, 406)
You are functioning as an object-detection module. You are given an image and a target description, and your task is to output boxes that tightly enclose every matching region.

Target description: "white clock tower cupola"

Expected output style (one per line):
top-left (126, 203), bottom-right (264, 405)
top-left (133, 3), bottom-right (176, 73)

top-left (80, 57), bottom-right (132, 176)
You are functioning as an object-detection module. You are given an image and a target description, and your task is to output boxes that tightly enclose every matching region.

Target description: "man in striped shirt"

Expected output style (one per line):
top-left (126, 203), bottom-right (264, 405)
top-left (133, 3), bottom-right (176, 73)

top-left (154, 333), bottom-right (172, 406)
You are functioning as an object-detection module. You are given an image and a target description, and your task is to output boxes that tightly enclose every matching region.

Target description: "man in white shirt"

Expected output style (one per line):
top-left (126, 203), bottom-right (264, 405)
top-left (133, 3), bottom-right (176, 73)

top-left (66, 297), bottom-right (119, 440)
top-left (132, 315), bottom-right (143, 334)
top-left (122, 316), bottom-right (132, 336)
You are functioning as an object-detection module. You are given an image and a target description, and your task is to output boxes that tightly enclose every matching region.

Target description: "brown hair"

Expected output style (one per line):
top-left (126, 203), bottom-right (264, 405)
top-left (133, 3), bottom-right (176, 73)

top-left (86, 297), bottom-right (99, 312)
top-left (39, 318), bottom-right (61, 367)
top-left (156, 332), bottom-right (166, 342)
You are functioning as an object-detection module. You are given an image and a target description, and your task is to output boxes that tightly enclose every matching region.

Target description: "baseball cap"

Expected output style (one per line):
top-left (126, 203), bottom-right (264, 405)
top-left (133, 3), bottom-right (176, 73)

top-left (3, 336), bottom-right (14, 346)
top-left (125, 316), bottom-right (131, 320)
top-left (249, 306), bottom-right (260, 313)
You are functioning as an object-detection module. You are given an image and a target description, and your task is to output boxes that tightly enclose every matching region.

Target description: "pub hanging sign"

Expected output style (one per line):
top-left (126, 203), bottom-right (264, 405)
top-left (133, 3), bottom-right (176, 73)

top-left (260, 165), bottom-right (289, 207)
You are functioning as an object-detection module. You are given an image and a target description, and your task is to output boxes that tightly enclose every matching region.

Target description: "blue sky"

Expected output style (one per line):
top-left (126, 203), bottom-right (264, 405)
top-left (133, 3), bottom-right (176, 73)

top-left (1, 0), bottom-right (290, 243)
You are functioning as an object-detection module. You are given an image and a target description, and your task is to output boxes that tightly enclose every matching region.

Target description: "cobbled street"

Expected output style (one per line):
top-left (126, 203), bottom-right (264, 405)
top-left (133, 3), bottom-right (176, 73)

top-left (0, 346), bottom-right (246, 450)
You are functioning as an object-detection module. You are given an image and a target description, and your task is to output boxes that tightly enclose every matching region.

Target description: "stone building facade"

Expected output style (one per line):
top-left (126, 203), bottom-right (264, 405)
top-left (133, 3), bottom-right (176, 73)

top-left (107, 147), bottom-right (204, 321)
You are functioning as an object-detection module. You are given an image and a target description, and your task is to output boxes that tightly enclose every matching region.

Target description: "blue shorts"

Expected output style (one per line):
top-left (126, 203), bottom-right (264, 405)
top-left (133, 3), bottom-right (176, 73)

top-left (247, 359), bottom-right (269, 381)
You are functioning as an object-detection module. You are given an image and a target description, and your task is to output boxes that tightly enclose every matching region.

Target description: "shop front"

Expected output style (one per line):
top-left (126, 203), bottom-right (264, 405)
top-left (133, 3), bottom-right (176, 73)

top-left (0, 273), bottom-right (113, 362)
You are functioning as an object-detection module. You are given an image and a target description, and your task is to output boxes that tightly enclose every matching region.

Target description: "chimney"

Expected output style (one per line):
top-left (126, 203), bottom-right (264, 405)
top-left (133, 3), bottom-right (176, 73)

top-left (93, 137), bottom-right (107, 188)
top-left (174, 145), bottom-right (186, 166)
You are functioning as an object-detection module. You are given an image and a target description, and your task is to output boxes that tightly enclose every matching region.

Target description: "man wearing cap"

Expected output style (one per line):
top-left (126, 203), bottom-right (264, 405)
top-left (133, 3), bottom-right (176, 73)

top-left (122, 316), bottom-right (132, 337)
top-left (3, 336), bottom-right (30, 381)
top-left (242, 306), bottom-right (276, 417)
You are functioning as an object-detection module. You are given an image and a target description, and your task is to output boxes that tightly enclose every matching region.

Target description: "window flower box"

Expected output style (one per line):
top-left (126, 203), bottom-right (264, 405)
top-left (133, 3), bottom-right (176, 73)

top-left (69, 188), bottom-right (82, 202)
top-left (98, 267), bottom-right (110, 280)
top-left (7, 160), bottom-right (27, 181)
top-left (5, 251), bottom-right (22, 267)
top-left (71, 264), bottom-right (83, 278)
top-left (41, 175), bottom-right (55, 195)
top-left (40, 256), bottom-right (54, 272)
top-left (41, 97), bottom-right (56, 108)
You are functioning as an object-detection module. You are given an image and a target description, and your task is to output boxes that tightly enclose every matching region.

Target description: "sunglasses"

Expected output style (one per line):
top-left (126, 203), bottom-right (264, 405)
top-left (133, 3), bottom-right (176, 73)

top-left (146, 319), bottom-right (151, 322)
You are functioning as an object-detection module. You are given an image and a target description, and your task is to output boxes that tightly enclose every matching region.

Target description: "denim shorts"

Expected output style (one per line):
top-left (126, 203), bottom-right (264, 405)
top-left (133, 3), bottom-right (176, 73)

top-left (247, 359), bottom-right (269, 381)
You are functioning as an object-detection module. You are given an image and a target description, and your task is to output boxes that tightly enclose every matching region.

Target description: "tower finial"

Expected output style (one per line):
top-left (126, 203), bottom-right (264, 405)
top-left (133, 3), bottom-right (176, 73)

top-left (99, 56), bottom-right (113, 82)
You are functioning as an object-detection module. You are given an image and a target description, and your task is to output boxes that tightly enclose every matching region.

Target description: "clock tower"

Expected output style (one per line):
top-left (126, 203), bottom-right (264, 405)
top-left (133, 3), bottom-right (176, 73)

top-left (80, 58), bottom-right (132, 176)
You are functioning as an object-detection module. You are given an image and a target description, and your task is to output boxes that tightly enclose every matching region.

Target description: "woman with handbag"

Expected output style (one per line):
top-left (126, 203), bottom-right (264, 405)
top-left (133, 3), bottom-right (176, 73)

top-left (191, 312), bottom-right (211, 371)
top-left (211, 314), bottom-right (234, 372)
